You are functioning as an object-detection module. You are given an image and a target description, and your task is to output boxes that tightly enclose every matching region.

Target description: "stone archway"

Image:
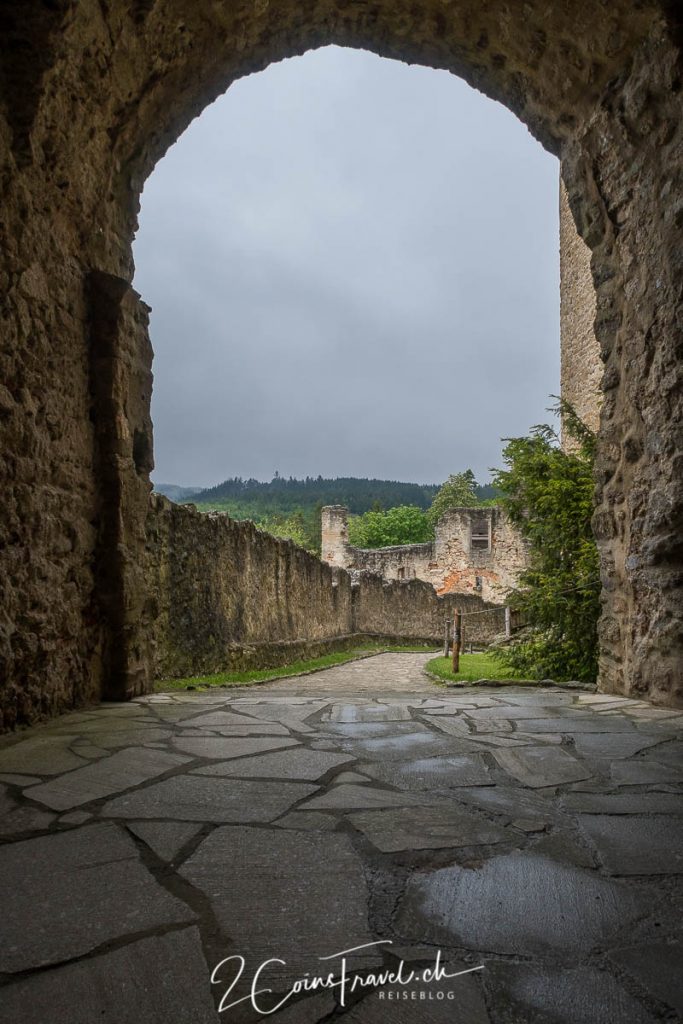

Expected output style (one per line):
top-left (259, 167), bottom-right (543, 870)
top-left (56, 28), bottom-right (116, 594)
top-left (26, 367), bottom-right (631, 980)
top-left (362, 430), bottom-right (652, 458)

top-left (0, 1), bottom-right (680, 726)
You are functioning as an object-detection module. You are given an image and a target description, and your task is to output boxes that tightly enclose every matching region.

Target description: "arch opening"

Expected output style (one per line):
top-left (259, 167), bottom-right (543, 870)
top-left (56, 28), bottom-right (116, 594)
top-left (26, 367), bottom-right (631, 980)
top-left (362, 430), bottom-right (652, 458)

top-left (0, 1), bottom-right (680, 728)
top-left (133, 45), bottom-right (561, 495)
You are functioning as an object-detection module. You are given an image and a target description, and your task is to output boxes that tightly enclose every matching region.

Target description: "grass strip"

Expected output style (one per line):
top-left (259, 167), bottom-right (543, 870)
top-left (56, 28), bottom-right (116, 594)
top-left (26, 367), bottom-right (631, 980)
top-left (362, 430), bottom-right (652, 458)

top-left (425, 652), bottom-right (530, 684)
top-left (424, 652), bottom-right (595, 689)
top-left (155, 644), bottom-right (438, 692)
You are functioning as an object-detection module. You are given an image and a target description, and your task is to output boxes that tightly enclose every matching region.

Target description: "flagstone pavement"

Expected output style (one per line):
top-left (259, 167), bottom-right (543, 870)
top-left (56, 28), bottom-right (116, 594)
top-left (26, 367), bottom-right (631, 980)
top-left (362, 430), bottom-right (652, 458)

top-left (0, 653), bottom-right (682, 1023)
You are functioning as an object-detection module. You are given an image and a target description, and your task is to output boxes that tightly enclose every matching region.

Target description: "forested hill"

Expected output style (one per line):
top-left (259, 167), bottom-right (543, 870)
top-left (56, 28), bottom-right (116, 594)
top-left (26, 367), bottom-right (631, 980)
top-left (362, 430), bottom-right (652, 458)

top-left (186, 476), bottom-right (440, 514)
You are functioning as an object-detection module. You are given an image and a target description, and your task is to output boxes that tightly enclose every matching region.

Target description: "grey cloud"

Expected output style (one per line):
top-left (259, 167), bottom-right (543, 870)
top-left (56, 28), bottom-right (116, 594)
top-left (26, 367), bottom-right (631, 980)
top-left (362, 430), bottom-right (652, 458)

top-left (133, 45), bottom-right (560, 488)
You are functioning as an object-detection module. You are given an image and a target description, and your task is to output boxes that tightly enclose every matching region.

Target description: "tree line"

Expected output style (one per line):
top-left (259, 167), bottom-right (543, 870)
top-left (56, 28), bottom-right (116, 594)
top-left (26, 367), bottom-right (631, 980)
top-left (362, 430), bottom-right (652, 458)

top-left (189, 474), bottom-right (442, 512)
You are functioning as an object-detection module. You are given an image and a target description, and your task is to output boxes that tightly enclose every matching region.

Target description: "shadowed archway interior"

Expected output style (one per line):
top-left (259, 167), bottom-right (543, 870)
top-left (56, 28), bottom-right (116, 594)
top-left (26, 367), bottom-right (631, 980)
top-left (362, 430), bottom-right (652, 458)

top-left (0, 1), bottom-right (681, 727)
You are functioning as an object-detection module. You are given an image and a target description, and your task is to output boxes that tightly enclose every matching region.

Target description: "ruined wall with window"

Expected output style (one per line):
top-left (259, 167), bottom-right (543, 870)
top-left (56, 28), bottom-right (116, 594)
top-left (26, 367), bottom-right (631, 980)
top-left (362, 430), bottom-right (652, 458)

top-left (322, 506), bottom-right (528, 605)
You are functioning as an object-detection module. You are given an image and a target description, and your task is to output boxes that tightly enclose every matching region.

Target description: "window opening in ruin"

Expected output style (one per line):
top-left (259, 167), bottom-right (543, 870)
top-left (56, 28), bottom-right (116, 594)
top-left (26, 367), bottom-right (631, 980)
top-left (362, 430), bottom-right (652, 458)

top-left (471, 517), bottom-right (491, 552)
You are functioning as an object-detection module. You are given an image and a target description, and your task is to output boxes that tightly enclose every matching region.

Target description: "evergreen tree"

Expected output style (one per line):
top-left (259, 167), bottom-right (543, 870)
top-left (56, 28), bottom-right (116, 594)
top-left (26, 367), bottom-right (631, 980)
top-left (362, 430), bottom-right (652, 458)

top-left (427, 470), bottom-right (480, 525)
top-left (493, 401), bottom-right (600, 682)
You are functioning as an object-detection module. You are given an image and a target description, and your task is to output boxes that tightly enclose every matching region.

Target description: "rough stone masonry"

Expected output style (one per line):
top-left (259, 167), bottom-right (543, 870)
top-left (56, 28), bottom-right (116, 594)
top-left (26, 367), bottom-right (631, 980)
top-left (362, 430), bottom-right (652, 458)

top-left (0, 1), bottom-right (681, 726)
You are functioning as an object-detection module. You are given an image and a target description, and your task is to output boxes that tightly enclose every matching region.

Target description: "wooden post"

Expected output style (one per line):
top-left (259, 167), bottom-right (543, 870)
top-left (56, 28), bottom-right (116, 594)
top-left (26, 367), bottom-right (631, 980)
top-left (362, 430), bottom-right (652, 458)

top-left (451, 609), bottom-right (462, 673)
top-left (443, 619), bottom-right (450, 658)
top-left (505, 605), bottom-right (511, 641)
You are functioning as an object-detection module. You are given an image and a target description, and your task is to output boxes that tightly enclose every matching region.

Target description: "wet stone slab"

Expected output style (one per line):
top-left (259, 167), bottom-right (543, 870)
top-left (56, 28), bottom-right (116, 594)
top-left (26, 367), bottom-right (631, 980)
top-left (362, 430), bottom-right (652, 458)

top-left (172, 736), bottom-right (300, 759)
top-left (510, 716), bottom-right (637, 733)
top-left (175, 710), bottom-right (277, 728)
top-left (0, 772), bottom-right (42, 786)
top-left (459, 734), bottom-right (538, 748)
top-left (610, 760), bottom-right (683, 786)
top-left (0, 823), bottom-right (195, 972)
top-left (48, 717), bottom-right (160, 736)
top-left (326, 721), bottom-right (431, 738)
top-left (349, 805), bottom-right (510, 852)
top-left (577, 813), bottom-right (683, 874)
top-left (0, 736), bottom-right (88, 775)
top-left (301, 783), bottom-right (429, 811)
top-left (634, 739), bottom-right (683, 768)
top-left (175, 711), bottom-right (292, 736)
top-left (194, 723), bottom-right (292, 737)
top-left (232, 703), bottom-right (330, 733)
top-left (336, 731), bottom-right (468, 762)
top-left (71, 741), bottom-right (111, 758)
top-left (76, 727), bottom-right (174, 749)
top-left (610, 943), bottom-right (683, 1016)
top-left (1, 782), bottom-right (17, 815)
top-left (426, 717), bottom-right (472, 737)
top-left (0, 927), bottom-right (218, 1024)
top-left (333, 770), bottom-right (372, 783)
top-left (493, 746), bottom-right (592, 788)
top-left (274, 810), bottom-right (338, 830)
top-left (2, 657), bottom-right (682, 1020)
top-left (396, 851), bottom-right (642, 956)
top-left (569, 732), bottom-right (665, 759)
top-left (464, 705), bottom-right (562, 720)
top-left (180, 827), bottom-right (379, 989)
top-left (128, 821), bottom-right (204, 861)
top-left (58, 810), bottom-right (92, 825)
top-left (103, 775), bottom-right (318, 822)
top-left (485, 963), bottom-right (656, 1024)
top-left (451, 785), bottom-right (557, 823)
top-left (0, 803), bottom-right (56, 836)
top-left (470, 719), bottom-right (514, 734)
top-left (191, 748), bottom-right (354, 780)
top-left (327, 703), bottom-right (412, 723)
top-left (25, 747), bottom-right (191, 811)
top-left (360, 754), bottom-right (493, 790)
top-left (562, 791), bottom-right (683, 814)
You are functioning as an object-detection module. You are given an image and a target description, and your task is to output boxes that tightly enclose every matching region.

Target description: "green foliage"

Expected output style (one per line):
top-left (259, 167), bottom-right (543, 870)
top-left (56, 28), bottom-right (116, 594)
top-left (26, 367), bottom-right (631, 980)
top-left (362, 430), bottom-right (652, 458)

top-left (348, 505), bottom-right (433, 548)
top-left (188, 475), bottom-right (440, 514)
top-left (427, 470), bottom-right (482, 525)
top-left (425, 653), bottom-right (526, 683)
top-left (257, 505), bottom-right (323, 554)
top-left (493, 401), bottom-right (600, 683)
top-left (184, 472), bottom-right (496, 553)
top-left (258, 511), bottom-right (310, 550)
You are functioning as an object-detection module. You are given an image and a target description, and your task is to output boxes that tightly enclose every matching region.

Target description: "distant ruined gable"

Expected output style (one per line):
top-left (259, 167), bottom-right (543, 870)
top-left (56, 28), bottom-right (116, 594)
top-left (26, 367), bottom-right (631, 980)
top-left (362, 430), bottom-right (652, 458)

top-left (322, 505), bottom-right (528, 605)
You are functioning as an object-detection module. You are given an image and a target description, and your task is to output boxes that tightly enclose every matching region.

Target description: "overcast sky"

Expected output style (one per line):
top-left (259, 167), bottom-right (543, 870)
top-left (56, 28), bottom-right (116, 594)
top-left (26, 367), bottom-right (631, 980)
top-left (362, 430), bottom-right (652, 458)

top-left (133, 45), bottom-right (559, 490)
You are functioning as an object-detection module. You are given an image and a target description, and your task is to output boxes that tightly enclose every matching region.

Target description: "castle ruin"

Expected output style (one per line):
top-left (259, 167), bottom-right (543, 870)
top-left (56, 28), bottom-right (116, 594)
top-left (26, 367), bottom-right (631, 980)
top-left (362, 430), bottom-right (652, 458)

top-left (322, 506), bottom-right (528, 605)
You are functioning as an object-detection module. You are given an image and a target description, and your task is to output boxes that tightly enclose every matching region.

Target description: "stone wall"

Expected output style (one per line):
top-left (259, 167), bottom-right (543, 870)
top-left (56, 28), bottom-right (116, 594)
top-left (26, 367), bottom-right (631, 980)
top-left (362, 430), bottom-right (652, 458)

top-left (145, 496), bottom-right (352, 679)
top-left (322, 506), bottom-right (528, 605)
top-left (352, 574), bottom-right (504, 647)
top-left (146, 496), bottom-right (503, 679)
top-left (559, 178), bottom-right (602, 447)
